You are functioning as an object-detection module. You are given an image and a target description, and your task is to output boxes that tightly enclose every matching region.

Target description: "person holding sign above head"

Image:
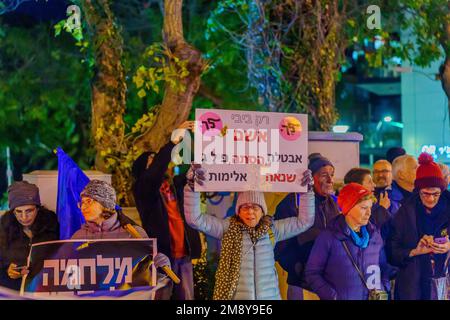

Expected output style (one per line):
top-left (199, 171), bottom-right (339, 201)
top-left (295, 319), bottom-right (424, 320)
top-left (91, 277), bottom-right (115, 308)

top-left (71, 180), bottom-right (174, 299)
top-left (132, 121), bottom-right (201, 300)
top-left (0, 181), bottom-right (59, 291)
top-left (184, 163), bottom-right (315, 300)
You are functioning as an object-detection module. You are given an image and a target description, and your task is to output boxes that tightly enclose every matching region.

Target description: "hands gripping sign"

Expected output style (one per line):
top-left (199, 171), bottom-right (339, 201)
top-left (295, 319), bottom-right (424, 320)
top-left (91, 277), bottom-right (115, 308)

top-left (194, 109), bottom-right (308, 192)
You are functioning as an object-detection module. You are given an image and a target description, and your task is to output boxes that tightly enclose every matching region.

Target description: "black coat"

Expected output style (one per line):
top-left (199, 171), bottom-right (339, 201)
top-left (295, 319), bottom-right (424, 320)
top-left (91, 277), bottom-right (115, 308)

top-left (275, 193), bottom-right (340, 288)
top-left (0, 207), bottom-right (59, 290)
top-left (133, 142), bottom-right (201, 261)
top-left (386, 190), bottom-right (450, 300)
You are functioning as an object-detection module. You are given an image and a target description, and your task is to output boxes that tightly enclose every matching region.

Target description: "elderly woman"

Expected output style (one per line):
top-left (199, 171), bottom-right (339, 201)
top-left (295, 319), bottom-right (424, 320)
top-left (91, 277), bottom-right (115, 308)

top-left (184, 164), bottom-right (315, 300)
top-left (387, 153), bottom-right (450, 300)
top-left (305, 183), bottom-right (390, 300)
top-left (0, 181), bottom-right (59, 290)
top-left (71, 180), bottom-right (173, 299)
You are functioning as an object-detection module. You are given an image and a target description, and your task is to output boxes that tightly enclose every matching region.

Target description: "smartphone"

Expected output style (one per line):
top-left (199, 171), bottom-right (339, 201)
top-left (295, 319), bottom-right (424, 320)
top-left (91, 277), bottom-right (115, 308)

top-left (434, 237), bottom-right (448, 244)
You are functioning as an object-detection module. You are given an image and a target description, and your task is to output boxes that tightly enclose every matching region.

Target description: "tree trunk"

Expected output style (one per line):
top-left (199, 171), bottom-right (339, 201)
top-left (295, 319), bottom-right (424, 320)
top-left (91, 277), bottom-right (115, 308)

top-left (134, 0), bottom-right (206, 152)
top-left (81, 0), bottom-right (127, 171)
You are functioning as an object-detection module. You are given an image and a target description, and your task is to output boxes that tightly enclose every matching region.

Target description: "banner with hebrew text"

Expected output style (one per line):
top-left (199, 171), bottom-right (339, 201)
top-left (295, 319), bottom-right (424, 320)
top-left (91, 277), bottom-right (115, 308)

top-left (23, 239), bottom-right (157, 299)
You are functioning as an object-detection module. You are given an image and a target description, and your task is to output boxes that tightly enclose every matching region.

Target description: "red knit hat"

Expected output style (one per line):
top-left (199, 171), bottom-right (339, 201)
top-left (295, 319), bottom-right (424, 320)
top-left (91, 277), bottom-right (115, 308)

top-left (414, 153), bottom-right (446, 191)
top-left (337, 183), bottom-right (372, 215)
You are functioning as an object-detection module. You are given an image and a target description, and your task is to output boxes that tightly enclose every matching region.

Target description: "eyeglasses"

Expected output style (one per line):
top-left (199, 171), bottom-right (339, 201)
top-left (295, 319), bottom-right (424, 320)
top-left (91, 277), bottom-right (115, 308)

top-left (14, 207), bottom-right (36, 216)
top-left (240, 205), bottom-right (262, 213)
top-left (77, 198), bottom-right (94, 209)
top-left (420, 191), bottom-right (441, 199)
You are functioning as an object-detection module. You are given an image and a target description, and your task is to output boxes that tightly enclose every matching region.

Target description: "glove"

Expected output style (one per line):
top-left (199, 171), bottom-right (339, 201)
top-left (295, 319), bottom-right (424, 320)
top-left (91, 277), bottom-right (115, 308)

top-left (186, 163), bottom-right (206, 190)
top-left (300, 169), bottom-right (314, 192)
top-left (154, 253), bottom-right (171, 269)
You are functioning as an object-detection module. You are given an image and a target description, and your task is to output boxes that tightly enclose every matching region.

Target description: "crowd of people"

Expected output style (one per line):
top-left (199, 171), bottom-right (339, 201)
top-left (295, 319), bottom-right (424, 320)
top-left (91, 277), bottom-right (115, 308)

top-left (0, 121), bottom-right (449, 300)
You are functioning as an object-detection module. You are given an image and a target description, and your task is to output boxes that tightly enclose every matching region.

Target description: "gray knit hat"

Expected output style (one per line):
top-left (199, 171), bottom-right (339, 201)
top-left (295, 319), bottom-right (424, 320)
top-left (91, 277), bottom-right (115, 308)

top-left (80, 180), bottom-right (116, 210)
top-left (8, 181), bottom-right (41, 210)
top-left (235, 191), bottom-right (267, 215)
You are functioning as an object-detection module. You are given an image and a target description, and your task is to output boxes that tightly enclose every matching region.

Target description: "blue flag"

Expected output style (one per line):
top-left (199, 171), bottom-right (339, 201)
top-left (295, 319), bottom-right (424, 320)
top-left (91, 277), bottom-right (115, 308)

top-left (56, 148), bottom-right (90, 239)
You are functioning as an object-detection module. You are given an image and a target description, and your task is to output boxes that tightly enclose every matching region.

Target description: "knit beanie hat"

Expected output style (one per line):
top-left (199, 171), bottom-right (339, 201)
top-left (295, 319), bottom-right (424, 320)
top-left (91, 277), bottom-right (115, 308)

top-left (386, 147), bottom-right (406, 164)
top-left (337, 183), bottom-right (372, 215)
top-left (308, 153), bottom-right (334, 176)
top-left (80, 180), bottom-right (117, 210)
top-left (414, 153), bottom-right (446, 191)
top-left (235, 191), bottom-right (267, 215)
top-left (8, 181), bottom-right (41, 210)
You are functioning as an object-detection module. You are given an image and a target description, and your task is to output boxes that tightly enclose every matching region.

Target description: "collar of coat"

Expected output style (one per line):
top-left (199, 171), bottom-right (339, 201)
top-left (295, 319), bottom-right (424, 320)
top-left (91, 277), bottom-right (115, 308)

top-left (84, 212), bottom-right (120, 233)
top-left (328, 214), bottom-right (377, 241)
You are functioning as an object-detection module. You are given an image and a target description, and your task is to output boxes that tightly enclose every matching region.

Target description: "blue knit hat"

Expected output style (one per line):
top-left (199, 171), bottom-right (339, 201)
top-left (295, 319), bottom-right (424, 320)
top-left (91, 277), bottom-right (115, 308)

top-left (308, 153), bottom-right (334, 176)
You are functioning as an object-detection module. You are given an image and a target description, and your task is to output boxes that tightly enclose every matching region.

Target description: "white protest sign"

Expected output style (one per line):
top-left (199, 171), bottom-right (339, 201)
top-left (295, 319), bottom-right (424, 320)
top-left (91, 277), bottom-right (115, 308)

top-left (194, 109), bottom-right (308, 192)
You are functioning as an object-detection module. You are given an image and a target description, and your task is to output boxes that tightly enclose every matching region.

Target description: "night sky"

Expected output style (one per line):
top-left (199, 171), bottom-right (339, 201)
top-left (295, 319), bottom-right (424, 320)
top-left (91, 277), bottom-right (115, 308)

top-left (2, 0), bottom-right (70, 26)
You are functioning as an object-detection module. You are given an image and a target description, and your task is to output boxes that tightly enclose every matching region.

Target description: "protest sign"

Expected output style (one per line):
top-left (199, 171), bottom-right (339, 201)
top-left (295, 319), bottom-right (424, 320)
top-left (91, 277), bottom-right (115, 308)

top-left (194, 109), bottom-right (308, 192)
top-left (22, 239), bottom-right (157, 299)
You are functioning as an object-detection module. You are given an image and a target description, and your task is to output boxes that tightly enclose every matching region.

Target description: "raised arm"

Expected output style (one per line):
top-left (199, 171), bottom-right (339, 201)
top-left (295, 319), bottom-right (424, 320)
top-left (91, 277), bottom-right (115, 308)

top-left (273, 169), bottom-right (315, 242)
top-left (183, 185), bottom-right (228, 239)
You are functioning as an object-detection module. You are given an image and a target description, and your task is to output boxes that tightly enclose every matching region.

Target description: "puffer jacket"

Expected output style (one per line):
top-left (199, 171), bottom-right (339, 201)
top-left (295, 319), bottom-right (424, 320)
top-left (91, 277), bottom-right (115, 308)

top-left (71, 212), bottom-right (148, 240)
top-left (184, 186), bottom-right (315, 300)
top-left (305, 215), bottom-right (390, 300)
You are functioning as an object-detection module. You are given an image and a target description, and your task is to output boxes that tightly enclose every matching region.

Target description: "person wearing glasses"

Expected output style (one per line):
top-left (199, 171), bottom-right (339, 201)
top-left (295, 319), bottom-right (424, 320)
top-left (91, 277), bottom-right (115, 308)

top-left (387, 153), bottom-right (450, 300)
top-left (184, 164), bottom-right (315, 300)
top-left (0, 181), bottom-right (59, 291)
top-left (71, 180), bottom-right (174, 299)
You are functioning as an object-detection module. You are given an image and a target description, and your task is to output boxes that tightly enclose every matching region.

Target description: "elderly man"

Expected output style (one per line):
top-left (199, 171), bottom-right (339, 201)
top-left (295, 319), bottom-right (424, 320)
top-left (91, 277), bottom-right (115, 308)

top-left (390, 154), bottom-right (418, 215)
top-left (275, 153), bottom-right (340, 300)
top-left (373, 160), bottom-right (393, 191)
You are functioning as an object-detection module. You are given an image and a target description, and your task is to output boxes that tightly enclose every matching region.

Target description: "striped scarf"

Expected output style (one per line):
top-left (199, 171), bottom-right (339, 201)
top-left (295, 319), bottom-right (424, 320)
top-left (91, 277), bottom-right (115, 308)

top-left (213, 215), bottom-right (272, 300)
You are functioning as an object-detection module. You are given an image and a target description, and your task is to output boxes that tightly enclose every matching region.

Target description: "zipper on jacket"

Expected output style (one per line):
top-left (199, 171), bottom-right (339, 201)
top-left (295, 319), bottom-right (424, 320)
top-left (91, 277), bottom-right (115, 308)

top-left (253, 242), bottom-right (257, 300)
top-left (320, 202), bottom-right (327, 228)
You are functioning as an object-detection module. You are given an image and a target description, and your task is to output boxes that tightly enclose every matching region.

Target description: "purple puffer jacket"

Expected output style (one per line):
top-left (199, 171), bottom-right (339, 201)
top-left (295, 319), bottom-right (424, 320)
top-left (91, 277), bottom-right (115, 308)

top-left (71, 213), bottom-right (148, 240)
top-left (305, 215), bottom-right (390, 300)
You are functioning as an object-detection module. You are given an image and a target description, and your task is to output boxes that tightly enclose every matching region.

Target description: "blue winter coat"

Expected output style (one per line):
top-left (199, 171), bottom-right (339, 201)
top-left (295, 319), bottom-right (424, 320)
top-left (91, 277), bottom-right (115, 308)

top-left (184, 186), bottom-right (315, 300)
top-left (305, 215), bottom-right (389, 300)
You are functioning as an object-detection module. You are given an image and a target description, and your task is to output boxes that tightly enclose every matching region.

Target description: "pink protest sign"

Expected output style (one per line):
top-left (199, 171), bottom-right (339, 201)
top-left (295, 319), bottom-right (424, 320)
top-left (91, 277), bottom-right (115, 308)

top-left (194, 109), bottom-right (308, 192)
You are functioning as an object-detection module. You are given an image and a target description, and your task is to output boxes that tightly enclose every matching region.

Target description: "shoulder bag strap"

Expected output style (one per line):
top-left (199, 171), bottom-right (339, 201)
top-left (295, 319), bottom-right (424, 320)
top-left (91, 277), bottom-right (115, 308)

top-left (341, 241), bottom-right (370, 291)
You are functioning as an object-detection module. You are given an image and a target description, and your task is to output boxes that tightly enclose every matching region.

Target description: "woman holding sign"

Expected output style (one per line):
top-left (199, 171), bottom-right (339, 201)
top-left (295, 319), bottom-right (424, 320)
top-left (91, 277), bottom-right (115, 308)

top-left (184, 164), bottom-right (315, 300)
top-left (71, 180), bottom-right (175, 299)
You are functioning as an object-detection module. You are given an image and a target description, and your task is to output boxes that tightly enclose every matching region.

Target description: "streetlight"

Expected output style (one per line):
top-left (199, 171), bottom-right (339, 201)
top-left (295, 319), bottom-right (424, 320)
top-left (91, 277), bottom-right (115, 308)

top-left (383, 116), bottom-right (392, 123)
